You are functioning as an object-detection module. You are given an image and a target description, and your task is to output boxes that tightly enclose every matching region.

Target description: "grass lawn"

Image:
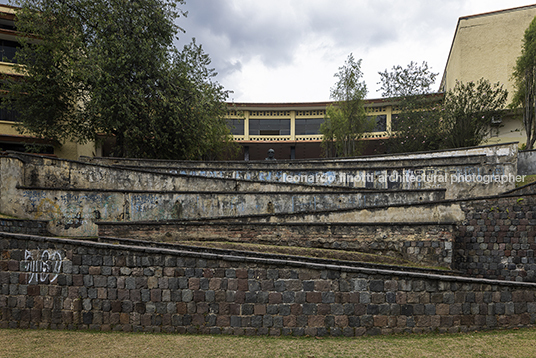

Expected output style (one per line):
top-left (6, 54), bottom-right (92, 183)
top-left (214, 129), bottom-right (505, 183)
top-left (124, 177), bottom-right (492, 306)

top-left (2, 327), bottom-right (536, 357)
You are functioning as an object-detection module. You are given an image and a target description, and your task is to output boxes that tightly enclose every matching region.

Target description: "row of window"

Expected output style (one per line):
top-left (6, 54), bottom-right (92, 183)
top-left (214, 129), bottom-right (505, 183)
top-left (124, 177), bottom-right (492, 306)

top-left (227, 115), bottom-right (387, 136)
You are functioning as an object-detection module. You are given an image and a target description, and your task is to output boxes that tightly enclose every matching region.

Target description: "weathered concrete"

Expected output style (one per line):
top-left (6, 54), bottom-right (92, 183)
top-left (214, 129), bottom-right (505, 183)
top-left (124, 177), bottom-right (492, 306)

top-left (10, 187), bottom-right (444, 237)
top-left (10, 153), bottom-right (354, 193)
top-left (2, 232), bottom-right (536, 336)
top-left (518, 150), bottom-right (536, 175)
top-left (97, 221), bottom-right (456, 268)
top-left (82, 142), bottom-right (519, 168)
top-left (198, 200), bottom-right (467, 225)
top-left (81, 143), bottom-right (520, 199)
top-left (1, 153), bottom-right (447, 237)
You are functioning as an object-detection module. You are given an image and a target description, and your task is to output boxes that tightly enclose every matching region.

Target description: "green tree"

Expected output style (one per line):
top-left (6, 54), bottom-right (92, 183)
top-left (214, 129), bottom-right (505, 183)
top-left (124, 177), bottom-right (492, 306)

top-left (512, 16), bottom-right (536, 150)
top-left (378, 61), bottom-right (443, 153)
top-left (442, 79), bottom-right (507, 149)
top-left (4, 0), bottom-right (236, 159)
top-left (320, 54), bottom-right (372, 157)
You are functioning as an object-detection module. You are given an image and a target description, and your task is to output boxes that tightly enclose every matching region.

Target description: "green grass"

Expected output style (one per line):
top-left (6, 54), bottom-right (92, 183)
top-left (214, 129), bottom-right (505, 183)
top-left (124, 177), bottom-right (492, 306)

top-left (2, 327), bottom-right (536, 357)
top-left (516, 174), bottom-right (536, 187)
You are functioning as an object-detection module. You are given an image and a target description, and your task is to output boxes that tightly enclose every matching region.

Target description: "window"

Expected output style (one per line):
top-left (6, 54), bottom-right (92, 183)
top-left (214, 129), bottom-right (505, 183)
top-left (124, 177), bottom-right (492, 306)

top-left (0, 39), bottom-right (19, 63)
top-left (249, 119), bottom-right (290, 135)
top-left (366, 114), bottom-right (387, 132)
top-left (295, 118), bottom-right (323, 135)
top-left (226, 119), bottom-right (244, 135)
top-left (0, 98), bottom-right (18, 122)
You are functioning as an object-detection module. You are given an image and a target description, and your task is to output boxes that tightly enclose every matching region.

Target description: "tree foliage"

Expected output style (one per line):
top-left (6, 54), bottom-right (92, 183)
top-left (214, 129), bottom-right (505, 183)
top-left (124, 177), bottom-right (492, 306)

top-left (442, 79), bottom-right (507, 149)
top-left (378, 61), bottom-right (443, 153)
top-left (320, 54), bottom-right (372, 157)
top-left (379, 62), bottom-right (506, 153)
top-left (4, 0), bottom-right (236, 159)
top-left (378, 61), bottom-right (438, 98)
top-left (512, 16), bottom-right (536, 150)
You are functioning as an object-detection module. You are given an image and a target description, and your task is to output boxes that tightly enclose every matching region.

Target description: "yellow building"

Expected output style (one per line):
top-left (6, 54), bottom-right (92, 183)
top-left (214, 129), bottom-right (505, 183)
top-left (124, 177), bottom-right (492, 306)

top-left (226, 99), bottom-right (399, 160)
top-left (0, 4), bottom-right (95, 159)
top-left (230, 4), bottom-right (536, 159)
top-left (440, 4), bottom-right (536, 146)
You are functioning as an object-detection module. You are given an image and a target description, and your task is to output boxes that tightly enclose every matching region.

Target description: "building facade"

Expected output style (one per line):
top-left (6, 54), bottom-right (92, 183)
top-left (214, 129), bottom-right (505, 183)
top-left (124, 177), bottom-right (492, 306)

top-left (227, 99), bottom-right (397, 160)
top-left (440, 4), bottom-right (536, 147)
top-left (0, 4), bottom-right (95, 159)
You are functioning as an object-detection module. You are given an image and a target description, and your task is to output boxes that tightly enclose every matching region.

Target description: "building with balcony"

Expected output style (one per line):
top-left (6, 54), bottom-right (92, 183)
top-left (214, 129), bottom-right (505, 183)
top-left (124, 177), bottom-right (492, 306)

top-left (226, 99), bottom-right (397, 160)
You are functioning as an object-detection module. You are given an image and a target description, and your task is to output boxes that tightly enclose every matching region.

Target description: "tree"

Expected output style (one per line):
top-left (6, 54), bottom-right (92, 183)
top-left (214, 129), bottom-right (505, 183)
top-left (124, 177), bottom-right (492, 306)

top-left (378, 61), bottom-right (438, 97)
top-left (512, 16), bottom-right (536, 150)
top-left (378, 61), bottom-right (443, 153)
top-left (320, 54), bottom-right (372, 157)
top-left (4, 0), bottom-right (236, 159)
top-left (442, 79), bottom-right (508, 149)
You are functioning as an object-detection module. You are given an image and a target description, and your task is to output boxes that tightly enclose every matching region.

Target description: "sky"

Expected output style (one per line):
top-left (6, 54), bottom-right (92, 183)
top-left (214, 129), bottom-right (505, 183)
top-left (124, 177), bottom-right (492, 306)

top-left (3, 0), bottom-right (536, 102)
top-left (173, 0), bottom-right (536, 103)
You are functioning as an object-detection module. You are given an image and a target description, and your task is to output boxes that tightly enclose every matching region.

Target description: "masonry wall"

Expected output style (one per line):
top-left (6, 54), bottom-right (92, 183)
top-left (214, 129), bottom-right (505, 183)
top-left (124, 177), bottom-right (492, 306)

top-left (455, 193), bottom-right (536, 282)
top-left (97, 193), bottom-right (536, 282)
top-left (1, 233), bottom-right (536, 336)
top-left (0, 218), bottom-right (50, 236)
top-left (97, 222), bottom-right (456, 268)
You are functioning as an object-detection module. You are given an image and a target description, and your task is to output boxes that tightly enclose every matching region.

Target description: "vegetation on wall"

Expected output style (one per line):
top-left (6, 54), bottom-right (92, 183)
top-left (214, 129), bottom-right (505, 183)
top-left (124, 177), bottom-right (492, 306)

top-left (320, 54), bottom-right (372, 157)
top-left (512, 15), bottom-right (536, 150)
top-left (4, 0), bottom-right (236, 160)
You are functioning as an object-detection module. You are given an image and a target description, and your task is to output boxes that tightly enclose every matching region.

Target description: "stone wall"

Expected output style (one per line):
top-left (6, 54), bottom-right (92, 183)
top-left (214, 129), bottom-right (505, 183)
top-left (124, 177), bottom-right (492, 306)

top-left (97, 193), bottom-right (536, 282)
top-left (455, 193), bottom-right (536, 282)
top-left (83, 142), bottom-right (518, 169)
top-left (1, 233), bottom-right (536, 336)
top-left (10, 153), bottom-right (350, 193)
top-left (97, 222), bottom-right (456, 268)
top-left (0, 218), bottom-right (50, 236)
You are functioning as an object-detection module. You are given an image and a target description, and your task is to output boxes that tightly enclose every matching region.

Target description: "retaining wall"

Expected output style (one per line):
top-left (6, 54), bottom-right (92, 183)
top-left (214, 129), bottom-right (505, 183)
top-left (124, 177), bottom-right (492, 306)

top-left (6, 186), bottom-right (445, 237)
top-left (82, 143), bottom-right (521, 199)
top-left (97, 222), bottom-right (456, 268)
top-left (0, 218), bottom-right (50, 236)
top-left (455, 193), bottom-right (536, 282)
top-left (518, 150), bottom-right (536, 175)
top-left (98, 193), bottom-right (536, 282)
top-left (1, 233), bottom-right (536, 336)
top-left (1, 153), bottom-right (446, 237)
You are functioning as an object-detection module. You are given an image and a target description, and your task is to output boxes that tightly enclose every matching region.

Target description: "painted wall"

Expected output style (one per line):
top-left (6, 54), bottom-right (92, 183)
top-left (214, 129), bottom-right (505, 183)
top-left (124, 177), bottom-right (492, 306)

top-left (2, 233), bottom-right (536, 336)
top-left (441, 5), bottom-right (536, 103)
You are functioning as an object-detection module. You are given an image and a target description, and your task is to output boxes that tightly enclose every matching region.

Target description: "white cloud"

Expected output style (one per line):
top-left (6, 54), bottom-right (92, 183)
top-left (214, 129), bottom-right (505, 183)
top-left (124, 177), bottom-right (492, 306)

top-left (175, 0), bottom-right (536, 102)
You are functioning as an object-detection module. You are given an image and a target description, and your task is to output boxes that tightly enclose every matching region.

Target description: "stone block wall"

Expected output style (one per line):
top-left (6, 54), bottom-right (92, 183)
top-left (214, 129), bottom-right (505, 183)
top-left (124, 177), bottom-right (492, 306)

top-left (1, 233), bottom-right (536, 336)
top-left (0, 218), bottom-right (50, 236)
top-left (97, 222), bottom-right (456, 268)
top-left (455, 194), bottom-right (536, 282)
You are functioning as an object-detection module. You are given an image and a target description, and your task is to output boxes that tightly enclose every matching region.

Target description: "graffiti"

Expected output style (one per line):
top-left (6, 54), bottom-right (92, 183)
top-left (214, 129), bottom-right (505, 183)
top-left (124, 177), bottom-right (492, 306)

top-left (23, 249), bottom-right (63, 284)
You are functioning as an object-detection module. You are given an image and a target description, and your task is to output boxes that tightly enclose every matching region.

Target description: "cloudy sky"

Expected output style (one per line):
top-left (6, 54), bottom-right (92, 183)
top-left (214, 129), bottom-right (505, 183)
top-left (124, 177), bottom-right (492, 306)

top-left (174, 0), bottom-right (536, 103)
